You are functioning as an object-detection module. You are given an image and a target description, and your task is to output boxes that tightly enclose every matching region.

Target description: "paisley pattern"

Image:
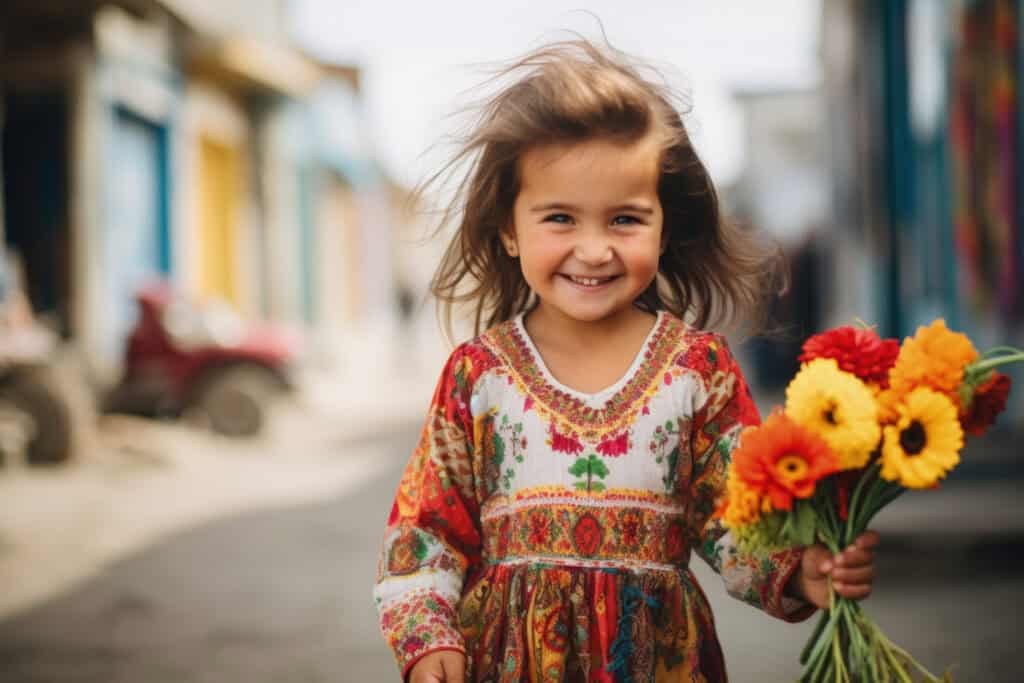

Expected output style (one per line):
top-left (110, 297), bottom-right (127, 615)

top-left (374, 314), bottom-right (815, 680)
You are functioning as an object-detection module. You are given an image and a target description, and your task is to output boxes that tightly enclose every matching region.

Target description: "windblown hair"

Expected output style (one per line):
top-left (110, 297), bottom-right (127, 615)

top-left (421, 37), bottom-right (783, 338)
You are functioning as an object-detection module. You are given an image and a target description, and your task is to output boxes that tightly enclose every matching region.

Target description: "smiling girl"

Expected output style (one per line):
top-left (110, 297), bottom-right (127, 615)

top-left (373, 38), bottom-right (880, 682)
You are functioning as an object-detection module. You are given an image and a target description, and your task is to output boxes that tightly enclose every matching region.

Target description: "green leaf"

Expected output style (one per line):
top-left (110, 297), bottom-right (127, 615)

top-left (665, 420), bottom-right (674, 430)
top-left (568, 458), bottom-right (589, 477)
top-left (502, 414), bottom-right (509, 425)
top-left (574, 481), bottom-right (588, 490)
top-left (791, 503), bottom-right (818, 546)
top-left (492, 433), bottom-right (505, 466)
top-left (591, 482), bottom-right (606, 492)
top-left (590, 456), bottom-right (610, 478)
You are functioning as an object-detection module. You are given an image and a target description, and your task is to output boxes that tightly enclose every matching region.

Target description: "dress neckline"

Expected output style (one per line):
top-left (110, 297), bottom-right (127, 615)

top-left (513, 310), bottom-right (665, 403)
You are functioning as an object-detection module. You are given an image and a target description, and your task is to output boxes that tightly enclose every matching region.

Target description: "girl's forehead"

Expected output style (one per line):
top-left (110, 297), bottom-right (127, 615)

top-left (517, 135), bottom-right (662, 197)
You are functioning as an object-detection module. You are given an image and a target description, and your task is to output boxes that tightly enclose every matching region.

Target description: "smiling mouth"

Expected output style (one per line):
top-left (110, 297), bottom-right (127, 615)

top-left (561, 274), bottom-right (620, 288)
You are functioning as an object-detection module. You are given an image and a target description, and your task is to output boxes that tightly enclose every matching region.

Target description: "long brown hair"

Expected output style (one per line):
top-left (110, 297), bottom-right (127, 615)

top-left (421, 37), bottom-right (783, 339)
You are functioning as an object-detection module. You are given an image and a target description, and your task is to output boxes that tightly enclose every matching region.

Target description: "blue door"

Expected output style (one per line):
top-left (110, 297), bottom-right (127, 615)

top-left (101, 108), bottom-right (170, 368)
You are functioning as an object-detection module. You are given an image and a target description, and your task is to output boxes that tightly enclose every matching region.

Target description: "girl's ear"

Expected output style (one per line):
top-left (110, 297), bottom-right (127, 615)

top-left (501, 228), bottom-right (519, 258)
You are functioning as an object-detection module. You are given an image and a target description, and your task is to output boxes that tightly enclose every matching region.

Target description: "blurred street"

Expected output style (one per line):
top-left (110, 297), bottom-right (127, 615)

top-left (2, 1), bottom-right (1024, 681)
top-left (1, 405), bottom-right (1022, 682)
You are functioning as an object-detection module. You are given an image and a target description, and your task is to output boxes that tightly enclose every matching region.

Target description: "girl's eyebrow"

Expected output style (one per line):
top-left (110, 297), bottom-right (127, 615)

top-left (530, 202), bottom-right (654, 214)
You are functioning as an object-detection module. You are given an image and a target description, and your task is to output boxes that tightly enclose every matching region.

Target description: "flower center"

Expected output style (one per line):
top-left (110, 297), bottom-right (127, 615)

top-left (823, 401), bottom-right (838, 426)
top-left (899, 420), bottom-right (927, 455)
top-left (775, 454), bottom-right (809, 481)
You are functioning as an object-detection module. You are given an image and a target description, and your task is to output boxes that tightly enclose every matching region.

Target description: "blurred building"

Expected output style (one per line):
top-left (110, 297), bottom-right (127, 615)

top-left (821, 0), bottom-right (1023, 431)
top-left (730, 87), bottom-right (830, 389)
top-left (0, 0), bottom-right (401, 384)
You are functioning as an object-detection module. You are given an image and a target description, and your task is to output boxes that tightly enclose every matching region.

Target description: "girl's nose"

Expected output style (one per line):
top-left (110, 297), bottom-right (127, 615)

top-left (573, 239), bottom-right (613, 266)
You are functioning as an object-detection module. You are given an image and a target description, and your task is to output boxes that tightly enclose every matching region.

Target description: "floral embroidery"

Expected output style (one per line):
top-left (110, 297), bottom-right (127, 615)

top-left (482, 494), bottom-right (683, 566)
top-left (526, 509), bottom-right (557, 546)
top-left (596, 430), bottom-right (631, 457)
top-left (378, 588), bottom-right (464, 675)
top-left (482, 314), bottom-right (689, 442)
top-left (547, 422), bottom-right (584, 455)
top-left (571, 513), bottom-right (604, 557)
top-left (568, 454), bottom-right (610, 492)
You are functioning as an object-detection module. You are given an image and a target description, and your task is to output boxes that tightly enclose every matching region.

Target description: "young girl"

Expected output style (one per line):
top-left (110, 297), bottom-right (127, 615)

top-left (374, 39), bottom-right (880, 682)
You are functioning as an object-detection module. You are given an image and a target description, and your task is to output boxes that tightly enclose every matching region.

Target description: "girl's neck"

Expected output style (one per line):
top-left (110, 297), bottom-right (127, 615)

top-left (524, 302), bottom-right (657, 354)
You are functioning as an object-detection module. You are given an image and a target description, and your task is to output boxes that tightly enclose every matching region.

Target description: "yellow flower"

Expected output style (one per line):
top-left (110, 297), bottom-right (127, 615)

top-left (785, 358), bottom-right (880, 469)
top-left (880, 387), bottom-right (963, 489)
top-left (888, 319), bottom-right (978, 408)
top-left (719, 464), bottom-right (766, 528)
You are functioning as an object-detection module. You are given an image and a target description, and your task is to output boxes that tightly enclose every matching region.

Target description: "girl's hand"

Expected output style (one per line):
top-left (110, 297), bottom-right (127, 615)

top-left (409, 650), bottom-right (466, 683)
top-left (792, 530), bottom-right (880, 610)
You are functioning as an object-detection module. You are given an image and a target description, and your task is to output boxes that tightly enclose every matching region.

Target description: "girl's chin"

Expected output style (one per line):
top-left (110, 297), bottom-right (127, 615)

top-left (538, 299), bottom-right (634, 324)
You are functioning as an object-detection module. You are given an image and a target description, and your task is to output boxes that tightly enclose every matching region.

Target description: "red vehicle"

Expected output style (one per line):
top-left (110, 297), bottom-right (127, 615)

top-left (107, 283), bottom-right (299, 437)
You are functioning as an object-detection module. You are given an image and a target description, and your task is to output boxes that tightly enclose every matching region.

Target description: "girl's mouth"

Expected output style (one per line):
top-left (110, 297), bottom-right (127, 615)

top-left (561, 274), bottom-right (620, 289)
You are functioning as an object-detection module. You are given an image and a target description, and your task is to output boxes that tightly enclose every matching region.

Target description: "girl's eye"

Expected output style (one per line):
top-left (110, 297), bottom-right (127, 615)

top-left (543, 213), bottom-right (573, 224)
top-left (612, 215), bottom-right (641, 226)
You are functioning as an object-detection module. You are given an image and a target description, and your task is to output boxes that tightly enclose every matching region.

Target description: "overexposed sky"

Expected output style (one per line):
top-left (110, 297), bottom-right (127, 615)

top-left (290, 1), bottom-right (822, 189)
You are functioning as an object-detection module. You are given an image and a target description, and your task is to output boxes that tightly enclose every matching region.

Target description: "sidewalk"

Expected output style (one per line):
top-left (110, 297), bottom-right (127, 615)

top-left (0, 367), bottom-right (436, 622)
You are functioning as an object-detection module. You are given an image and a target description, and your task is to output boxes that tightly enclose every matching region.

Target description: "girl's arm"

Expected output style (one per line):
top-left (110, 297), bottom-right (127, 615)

top-left (373, 344), bottom-right (487, 678)
top-left (684, 335), bottom-right (817, 623)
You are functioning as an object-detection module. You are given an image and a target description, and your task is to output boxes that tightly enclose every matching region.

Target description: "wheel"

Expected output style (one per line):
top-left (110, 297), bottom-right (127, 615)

top-left (0, 370), bottom-right (72, 465)
top-left (186, 364), bottom-right (286, 438)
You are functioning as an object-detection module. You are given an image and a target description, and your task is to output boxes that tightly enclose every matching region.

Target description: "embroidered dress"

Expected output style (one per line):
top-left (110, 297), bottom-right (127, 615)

top-left (374, 312), bottom-right (815, 682)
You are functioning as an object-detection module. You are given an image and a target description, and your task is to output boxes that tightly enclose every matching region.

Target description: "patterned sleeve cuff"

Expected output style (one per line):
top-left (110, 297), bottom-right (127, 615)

top-left (379, 588), bottom-right (466, 676)
top-left (402, 646), bottom-right (467, 681)
top-left (765, 547), bottom-right (818, 623)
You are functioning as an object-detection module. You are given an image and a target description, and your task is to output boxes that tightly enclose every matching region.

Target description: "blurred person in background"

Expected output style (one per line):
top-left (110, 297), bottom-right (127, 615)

top-left (372, 36), bottom-right (879, 683)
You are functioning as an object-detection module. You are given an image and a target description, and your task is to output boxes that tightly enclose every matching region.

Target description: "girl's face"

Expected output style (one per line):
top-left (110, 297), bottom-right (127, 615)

top-left (507, 134), bottom-right (664, 326)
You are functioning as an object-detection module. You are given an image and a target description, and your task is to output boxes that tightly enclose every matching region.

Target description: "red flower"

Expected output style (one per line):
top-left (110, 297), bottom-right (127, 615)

top-left (677, 344), bottom-right (713, 376)
top-left (961, 372), bottom-right (1012, 436)
top-left (800, 326), bottom-right (899, 388)
top-left (527, 511), bottom-right (553, 546)
top-left (618, 511), bottom-right (643, 547)
top-left (832, 469), bottom-right (863, 522)
top-left (548, 423), bottom-right (584, 455)
top-left (572, 513), bottom-right (603, 556)
top-left (597, 432), bottom-right (630, 457)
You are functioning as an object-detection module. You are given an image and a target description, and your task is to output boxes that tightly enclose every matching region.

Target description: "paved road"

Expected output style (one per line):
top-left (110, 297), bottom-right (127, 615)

top-left (1, 423), bottom-right (1022, 682)
top-left (0, 427), bottom-right (418, 683)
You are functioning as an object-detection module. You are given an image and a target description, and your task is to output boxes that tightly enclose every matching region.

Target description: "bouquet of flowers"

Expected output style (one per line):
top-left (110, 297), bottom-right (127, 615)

top-left (716, 320), bottom-right (1022, 682)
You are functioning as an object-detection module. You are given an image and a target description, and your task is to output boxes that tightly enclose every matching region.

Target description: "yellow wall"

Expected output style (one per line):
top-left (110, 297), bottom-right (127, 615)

top-left (198, 136), bottom-right (240, 305)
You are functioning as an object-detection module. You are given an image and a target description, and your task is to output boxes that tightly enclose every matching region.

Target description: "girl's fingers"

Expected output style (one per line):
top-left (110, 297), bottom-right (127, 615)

top-left (833, 582), bottom-right (872, 600)
top-left (853, 530), bottom-right (881, 550)
top-left (831, 565), bottom-right (874, 585)
top-left (834, 546), bottom-right (874, 568)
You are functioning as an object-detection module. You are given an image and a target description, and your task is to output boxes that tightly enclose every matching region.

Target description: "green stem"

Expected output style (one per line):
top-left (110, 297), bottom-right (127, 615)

top-left (980, 346), bottom-right (1024, 358)
top-left (843, 464), bottom-right (879, 546)
top-left (966, 351), bottom-right (1024, 375)
top-left (841, 600), bottom-right (867, 677)
top-left (800, 612), bottom-right (829, 665)
top-left (803, 587), bottom-right (841, 681)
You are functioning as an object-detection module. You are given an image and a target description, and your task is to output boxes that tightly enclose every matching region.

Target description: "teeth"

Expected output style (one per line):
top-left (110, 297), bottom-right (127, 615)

top-left (569, 276), bottom-right (610, 286)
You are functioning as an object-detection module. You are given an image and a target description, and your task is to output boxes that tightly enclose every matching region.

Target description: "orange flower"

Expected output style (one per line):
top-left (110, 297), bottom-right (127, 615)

top-left (888, 320), bottom-right (978, 407)
top-left (731, 412), bottom-right (841, 511)
top-left (876, 388), bottom-right (901, 425)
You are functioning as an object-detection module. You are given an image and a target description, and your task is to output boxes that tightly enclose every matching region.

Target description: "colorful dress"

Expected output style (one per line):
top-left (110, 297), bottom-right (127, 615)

top-left (374, 312), bottom-right (815, 682)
